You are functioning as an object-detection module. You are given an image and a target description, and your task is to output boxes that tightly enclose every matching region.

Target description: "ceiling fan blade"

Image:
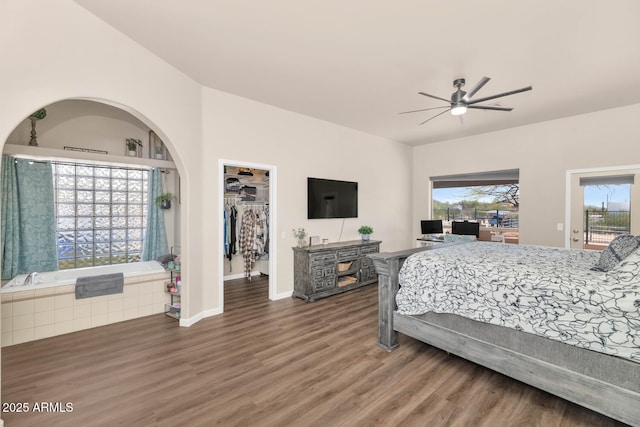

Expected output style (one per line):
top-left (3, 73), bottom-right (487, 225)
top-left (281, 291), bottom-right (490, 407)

top-left (467, 105), bottom-right (514, 111)
top-left (467, 86), bottom-right (532, 105)
top-left (462, 77), bottom-right (490, 102)
top-left (399, 106), bottom-right (451, 114)
top-left (418, 92), bottom-right (450, 103)
top-left (420, 108), bottom-right (451, 125)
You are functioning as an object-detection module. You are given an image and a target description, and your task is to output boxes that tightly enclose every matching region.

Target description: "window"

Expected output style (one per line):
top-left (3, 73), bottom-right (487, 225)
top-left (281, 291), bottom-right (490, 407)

top-left (431, 169), bottom-right (520, 233)
top-left (53, 162), bottom-right (149, 269)
top-left (580, 175), bottom-right (633, 248)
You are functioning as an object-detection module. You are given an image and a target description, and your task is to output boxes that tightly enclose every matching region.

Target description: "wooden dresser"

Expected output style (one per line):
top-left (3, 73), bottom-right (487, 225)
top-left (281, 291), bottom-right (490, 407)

top-left (292, 240), bottom-right (381, 302)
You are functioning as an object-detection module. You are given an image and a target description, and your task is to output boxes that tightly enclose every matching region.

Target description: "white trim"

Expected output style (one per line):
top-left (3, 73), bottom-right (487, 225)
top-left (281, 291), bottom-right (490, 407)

top-left (218, 159), bottom-right (278, 312)
top-left (564, 171), bottom-right (573, 249)
top-left (179, 307), bottom-right (223, 327)
top-left (565, 163), bottom-right (640, 249)
top-left (179, 312), bottom-right (203, 327)
top-left (3, 143), bottom-right (176, 170)
top-left (223, 271), bottom-right (261, 281)
top-left (271, 291), bottom-right (293, 300)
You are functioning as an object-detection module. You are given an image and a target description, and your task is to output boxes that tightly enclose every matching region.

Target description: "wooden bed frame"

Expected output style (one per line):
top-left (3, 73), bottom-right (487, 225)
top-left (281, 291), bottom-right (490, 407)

top-left (369, 246), bottom-right (640, 427)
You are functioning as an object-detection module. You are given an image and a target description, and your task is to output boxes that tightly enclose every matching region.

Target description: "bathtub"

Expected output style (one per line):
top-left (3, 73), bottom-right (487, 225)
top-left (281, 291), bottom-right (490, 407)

top-left (1, 260), bottom-right (171, 347)
top-left (1, 261), bottom-right (166, 292)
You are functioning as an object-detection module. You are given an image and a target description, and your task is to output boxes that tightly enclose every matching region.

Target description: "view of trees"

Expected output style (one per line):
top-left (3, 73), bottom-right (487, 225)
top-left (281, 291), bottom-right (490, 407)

top-left (433, 184), bottom-right (520, 225)
top-left (433, 184), bottom-right (519, 212)
top-left (465, 184), bottom-right (519, 208)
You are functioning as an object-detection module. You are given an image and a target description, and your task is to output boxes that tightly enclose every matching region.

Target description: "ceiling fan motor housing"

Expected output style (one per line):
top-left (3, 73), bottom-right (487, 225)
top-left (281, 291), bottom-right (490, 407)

top-left (451, 78), bottom-right (466, 103)
top-left (451, 90), bottom-right (466, 104)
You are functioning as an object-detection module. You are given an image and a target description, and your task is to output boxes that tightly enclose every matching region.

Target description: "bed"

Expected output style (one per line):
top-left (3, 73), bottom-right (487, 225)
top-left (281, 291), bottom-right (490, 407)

top-left (369, 240), bottom-right (640, 426)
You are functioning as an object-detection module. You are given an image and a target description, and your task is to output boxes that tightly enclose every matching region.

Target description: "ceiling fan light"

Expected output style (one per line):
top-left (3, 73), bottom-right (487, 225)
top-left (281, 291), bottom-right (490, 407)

top-left (451, 105), bottom-right (467, 116)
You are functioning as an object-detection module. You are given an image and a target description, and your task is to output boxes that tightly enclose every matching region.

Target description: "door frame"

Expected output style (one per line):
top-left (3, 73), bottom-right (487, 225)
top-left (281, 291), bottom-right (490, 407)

top-left (218, 159), bottom-right (278, 308)
top-left (565, 164), bottom-right (640, 249)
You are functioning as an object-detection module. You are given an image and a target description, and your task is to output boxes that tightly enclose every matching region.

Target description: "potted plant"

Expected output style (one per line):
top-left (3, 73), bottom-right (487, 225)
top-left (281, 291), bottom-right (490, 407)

top-left (155, 193), bottom-right (175, 209)
top-left (292, 227), bottom-right (308, 247)
top-left (358, 225), bottom-right (373, 241)
top-left (126, 140), bottom-right (138, 157)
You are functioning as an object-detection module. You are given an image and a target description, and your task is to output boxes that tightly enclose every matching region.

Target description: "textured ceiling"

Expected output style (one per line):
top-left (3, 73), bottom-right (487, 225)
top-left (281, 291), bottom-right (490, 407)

top-left (74, 0), bottom-right (640, 145)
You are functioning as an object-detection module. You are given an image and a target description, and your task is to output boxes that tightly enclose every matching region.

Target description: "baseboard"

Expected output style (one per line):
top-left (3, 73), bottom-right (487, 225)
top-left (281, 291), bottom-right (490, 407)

top-left (179, 306), bottom-right (223, 327)
top-left (223, 271), bottom-right (261, 281)
top-left (271, 291), bottom-right (293, 300)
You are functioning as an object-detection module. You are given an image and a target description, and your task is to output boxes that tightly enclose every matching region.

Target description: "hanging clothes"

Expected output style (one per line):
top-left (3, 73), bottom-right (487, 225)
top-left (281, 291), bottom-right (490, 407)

top-left (224, 200), bottom-right (239, 272)
top-left (254, 209), bottom-right (266, 256)
top-left (263, 204), bottom-right (270, 255)
top-left (239, 208), bottom-right (257, 279)
top-left (229, 205), bottom-right (238, 258)
top-left (223, 208), bottom-right (229, 258)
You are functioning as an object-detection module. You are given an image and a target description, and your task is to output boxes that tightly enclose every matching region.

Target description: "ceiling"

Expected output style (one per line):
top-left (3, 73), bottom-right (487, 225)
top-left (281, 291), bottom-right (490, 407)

top-left (74, 1), bottom-right (640, 146)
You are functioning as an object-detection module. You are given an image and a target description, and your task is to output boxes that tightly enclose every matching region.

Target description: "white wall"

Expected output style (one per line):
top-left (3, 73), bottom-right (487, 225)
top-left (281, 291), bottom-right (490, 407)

top-left (203, 87), bottom-right (414, 303)
top-left (0, 8), bottom-right (204, 410)
top-left (413, 103), bottom-right (640, 247)
top-left (7, 99), bottom-right (150, 153)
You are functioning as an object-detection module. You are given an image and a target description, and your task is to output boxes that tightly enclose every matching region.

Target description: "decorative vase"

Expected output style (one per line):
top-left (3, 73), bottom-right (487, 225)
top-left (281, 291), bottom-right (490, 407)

top-left (160, 199), bottom-right (171, 209)
top-left (29, 118), bottom-right (39, 146)
top-left (297, 239), bottom-right (306, 247)
top-left (361, 234), bottom-right (370, 241)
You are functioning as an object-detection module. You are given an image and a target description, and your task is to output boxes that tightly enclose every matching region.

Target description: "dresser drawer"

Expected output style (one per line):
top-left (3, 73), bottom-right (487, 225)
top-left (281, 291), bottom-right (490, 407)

top-left (310, 252), bottom-right (336, 264)
top-left (337, 248), bottom-right (360, 260)
top-left (361, 245), bottom-right (379, 255)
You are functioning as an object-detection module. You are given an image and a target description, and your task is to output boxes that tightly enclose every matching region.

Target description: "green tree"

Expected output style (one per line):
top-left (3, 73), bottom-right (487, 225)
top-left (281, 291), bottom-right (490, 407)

top-left (465, 184), bottom-right (519, 208)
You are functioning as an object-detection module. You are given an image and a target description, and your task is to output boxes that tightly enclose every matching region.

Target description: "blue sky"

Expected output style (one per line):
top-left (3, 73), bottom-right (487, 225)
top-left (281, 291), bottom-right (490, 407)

top-left (434, 184), bottom-right (630, 209)
top-left (584, 184), bottom-right (630, 209)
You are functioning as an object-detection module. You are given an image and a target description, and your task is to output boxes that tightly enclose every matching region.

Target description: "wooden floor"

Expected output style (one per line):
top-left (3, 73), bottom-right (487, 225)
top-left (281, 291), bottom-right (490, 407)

top-left (1, 277), bottom-right (628, 427)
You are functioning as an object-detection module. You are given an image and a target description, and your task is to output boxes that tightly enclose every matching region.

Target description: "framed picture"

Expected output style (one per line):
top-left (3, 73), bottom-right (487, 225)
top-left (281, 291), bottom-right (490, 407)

top-left (149, 130), bottom-right (166, 160)
top-left (309, 236), bottom-right (321, 246)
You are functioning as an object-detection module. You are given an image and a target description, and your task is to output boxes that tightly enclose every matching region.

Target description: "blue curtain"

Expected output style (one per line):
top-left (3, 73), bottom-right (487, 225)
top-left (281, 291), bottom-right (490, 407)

top-left (1, 156), bottom-right (58, 279)
top-left (142, 168), bottom-right (168, 261)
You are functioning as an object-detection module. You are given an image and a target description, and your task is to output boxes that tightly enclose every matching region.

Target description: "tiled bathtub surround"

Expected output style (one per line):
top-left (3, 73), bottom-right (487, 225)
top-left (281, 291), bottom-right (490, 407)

top-left (2, 271), bottom-right (170, 346)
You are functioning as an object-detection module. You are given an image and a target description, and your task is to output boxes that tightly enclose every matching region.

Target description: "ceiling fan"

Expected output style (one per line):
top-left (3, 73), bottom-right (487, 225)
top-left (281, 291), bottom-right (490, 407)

top-left (400, 77), bottom-right (532, 125)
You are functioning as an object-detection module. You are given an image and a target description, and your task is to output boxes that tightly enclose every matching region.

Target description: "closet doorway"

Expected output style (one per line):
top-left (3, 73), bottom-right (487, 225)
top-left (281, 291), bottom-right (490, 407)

top-left (219, 159), bottom-right (277, 309)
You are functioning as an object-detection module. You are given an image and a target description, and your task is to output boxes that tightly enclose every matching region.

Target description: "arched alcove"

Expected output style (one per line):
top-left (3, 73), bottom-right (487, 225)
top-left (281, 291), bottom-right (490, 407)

top-left (1, 98), bottom-right (186, 346)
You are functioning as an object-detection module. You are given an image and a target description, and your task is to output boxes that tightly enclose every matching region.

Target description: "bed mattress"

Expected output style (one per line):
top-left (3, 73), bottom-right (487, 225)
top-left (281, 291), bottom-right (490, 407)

top-left (396, 241), bottom-right (640, 362)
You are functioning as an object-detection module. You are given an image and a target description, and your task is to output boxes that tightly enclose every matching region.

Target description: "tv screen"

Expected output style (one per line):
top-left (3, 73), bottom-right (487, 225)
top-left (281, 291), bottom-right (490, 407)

top-left (307, 178), bottom-right (358, 219)
top-left (452, 221), bottom-right (480, 238)
top-left (421, 220), bottom-right (443, 234)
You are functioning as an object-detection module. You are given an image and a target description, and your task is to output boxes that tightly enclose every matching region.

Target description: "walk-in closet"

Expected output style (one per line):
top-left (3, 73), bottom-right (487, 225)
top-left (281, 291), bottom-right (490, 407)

top-left (223, 165), bottom-right (270, 286)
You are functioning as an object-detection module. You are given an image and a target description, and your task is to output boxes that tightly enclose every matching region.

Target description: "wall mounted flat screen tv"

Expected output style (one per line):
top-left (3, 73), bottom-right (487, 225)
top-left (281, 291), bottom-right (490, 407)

top-left (307, 178), bottom-right (358, 219)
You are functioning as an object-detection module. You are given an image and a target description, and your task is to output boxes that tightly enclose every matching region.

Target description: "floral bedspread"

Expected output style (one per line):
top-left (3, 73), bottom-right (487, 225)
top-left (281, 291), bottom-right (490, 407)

top-left (396, 242), bottom-right (640, 362)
